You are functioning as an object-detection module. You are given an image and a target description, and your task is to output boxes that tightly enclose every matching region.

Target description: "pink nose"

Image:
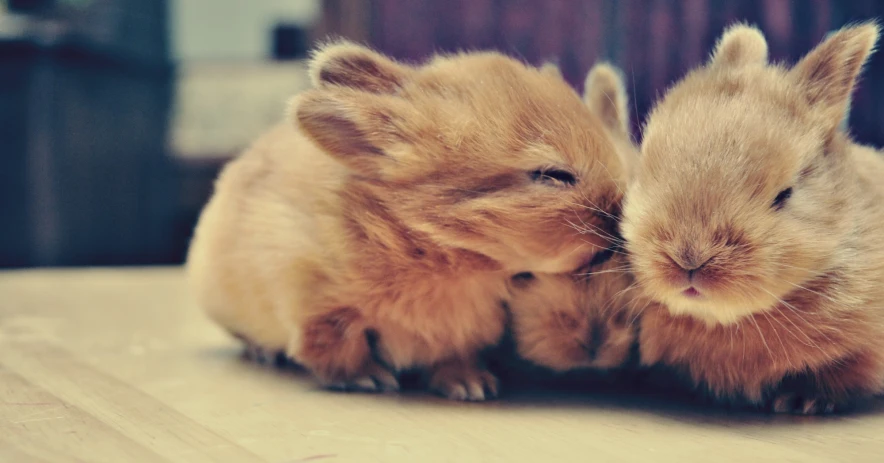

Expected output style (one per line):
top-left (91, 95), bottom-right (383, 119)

top-left (675, 255), bottom-right (711, 281)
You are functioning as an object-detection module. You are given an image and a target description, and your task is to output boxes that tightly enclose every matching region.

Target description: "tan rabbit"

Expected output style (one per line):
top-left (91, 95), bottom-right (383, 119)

top-left (507, 63), bottom-right (643, 373)
top-left (621, 23), bottom-right (884, 414)
top-left (186, 42), bottom-right (630, 400)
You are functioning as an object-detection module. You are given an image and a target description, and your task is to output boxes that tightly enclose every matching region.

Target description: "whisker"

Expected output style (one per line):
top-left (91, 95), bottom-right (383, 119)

top-left (603, 282), bottom-right (639, 314)
top-left (567, 210), bottom-right (596, 235)
top-left (564, 219), bottom-right (588, 235)
top-left (630, 68), bottom-right (639, 142)
top-left (565, 213), bottom-right (625, 245)
top-left (571, 192), bottom-right (623, 223)
top-left (559, 241), bottom-right (588, 262)
top-left (747, 313), bottom-right (774, 362)
top-left (782, 280), bottom-right (841, 305)
top-left (770, 261), bottom-right (820, 274)
top-left (565, 219), bottom-right (625, 250)
top-left (568, 202), bottom-right (613, 234)
top-left (566, 218), bottom-right (625, 246)
top-left (578, 239), bottom-right (629, 257)
top-left (576, 189), bottom-right (622, 221)
top-left (593, 158), bottom-right (625, 197)
top-left (564, 199), bottom-right (618, 219)
top-left (628, 296), bottom-right (653, 326)
top-left (574, 267), bottom-right (632, 277)
top-left (775, 311), bottom-right (820, 350)
top-left (760, 287), bottom-right (841, 363)
top-left (758, 310), bottom-right (791, 366)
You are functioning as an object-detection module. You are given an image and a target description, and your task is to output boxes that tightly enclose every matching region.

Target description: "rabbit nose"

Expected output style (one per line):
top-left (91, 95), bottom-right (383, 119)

top-left (680, 261), bottom-right (705, 280)
top-left (672, 248), bottom-right (712, 280)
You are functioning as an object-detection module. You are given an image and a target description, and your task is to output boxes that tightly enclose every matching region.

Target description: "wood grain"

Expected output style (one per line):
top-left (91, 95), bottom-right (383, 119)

top-left (1, 268), bottom-right (883, 462)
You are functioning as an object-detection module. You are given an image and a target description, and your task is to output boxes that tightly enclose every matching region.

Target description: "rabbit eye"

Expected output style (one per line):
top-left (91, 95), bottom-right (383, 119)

top-left (588, 248), bottom-right (615, 267)
top-left (530, 168), bottom-right (577, 186)
top-left (772, 187), bottom-right (793, 210)
top-left (510, 272), bottom-right (536, 289)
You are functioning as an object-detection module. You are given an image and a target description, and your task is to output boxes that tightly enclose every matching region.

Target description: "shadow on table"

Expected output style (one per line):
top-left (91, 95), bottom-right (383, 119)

top-left (198, 344), bottom-right (884, 427)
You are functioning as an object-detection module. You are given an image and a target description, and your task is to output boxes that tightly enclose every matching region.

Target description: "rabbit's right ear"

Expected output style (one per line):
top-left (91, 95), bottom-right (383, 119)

top-left (709, 24), bottom-right (768, 69)
top-left (584, 63), bottom-right (630, 137)
top-left (291, 88), bottom-right (418, 177)
top-left (308, 40), bottom-right (414, 94)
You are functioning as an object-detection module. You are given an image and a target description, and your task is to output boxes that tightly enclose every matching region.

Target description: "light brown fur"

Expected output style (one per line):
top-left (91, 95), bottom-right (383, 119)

top-left (508, 63), bottom-right (643, 374)
top-left (622, 23), bottom-right (884, 413)
top-left (186, 42), bottom-right (629, 400)
top-left (584, 63), bottom-right (640, 180)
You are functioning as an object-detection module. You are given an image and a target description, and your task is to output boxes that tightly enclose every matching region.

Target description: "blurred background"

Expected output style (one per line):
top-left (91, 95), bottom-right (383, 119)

top-left (1, 0), bottom-right (882, 268)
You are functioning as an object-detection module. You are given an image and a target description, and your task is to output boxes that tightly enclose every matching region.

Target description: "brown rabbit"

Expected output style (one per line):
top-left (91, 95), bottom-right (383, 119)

top-left (507, 252), bottom-right (641, 373)
top-left (186, 42), bottom-right (629, 400)
top-left (621, 23), bottom-right (884, 414)
top-left (507, 63), bottom-right (643, 374)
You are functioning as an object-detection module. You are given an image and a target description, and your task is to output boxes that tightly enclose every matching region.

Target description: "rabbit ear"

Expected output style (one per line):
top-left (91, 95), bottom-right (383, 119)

top-left (308, 40), bottom-right (414, 94)
top-left (291, 88), bottom-right (417, 177)
top-left (709, 24), bottom-right (768, 69)
top-left (790, 22), bottom-right (879, 134)
top-left (584, 62), bottom-right (630, 137)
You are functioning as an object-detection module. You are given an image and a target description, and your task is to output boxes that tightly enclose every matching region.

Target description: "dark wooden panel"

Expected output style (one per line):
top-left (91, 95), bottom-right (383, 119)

top-left (0, 48), bottom-right (34, 268)
top-left (0, 1), bottom-right (175, 268)
top-left (317, 0), bottom-right (884, 147)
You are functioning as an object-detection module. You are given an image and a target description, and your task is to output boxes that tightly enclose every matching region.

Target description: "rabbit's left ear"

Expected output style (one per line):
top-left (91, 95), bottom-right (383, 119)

top-left (309, 40), bottom-right (414, 94)
top-left (790, 22), bottom-right (879, 135)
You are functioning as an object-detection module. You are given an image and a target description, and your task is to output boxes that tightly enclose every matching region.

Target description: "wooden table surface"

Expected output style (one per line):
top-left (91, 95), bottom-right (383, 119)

top-left (1, 268), bottom-right (883, 463)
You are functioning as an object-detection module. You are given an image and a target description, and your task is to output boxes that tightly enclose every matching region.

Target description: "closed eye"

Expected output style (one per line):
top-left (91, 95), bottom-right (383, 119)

top-left (530, 168), bottom-right (577, 186)
top-left (772, 187), bottom-right (793, 210)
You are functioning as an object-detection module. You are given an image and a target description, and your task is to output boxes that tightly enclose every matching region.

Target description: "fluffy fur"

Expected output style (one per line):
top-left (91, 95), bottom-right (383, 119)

top-left (507, 252), bottom-right (641, 372)
top-left (186, 42), bottom-right (629, 400)
top-left (622, 23), bottom-right (884, 413)
top-left (508, 63), bottom-right (642, 373)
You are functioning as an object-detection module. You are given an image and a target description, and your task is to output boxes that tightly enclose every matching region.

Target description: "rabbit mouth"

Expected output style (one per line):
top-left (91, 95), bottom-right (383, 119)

top-left (682, 287), bottom-right (702, 298)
